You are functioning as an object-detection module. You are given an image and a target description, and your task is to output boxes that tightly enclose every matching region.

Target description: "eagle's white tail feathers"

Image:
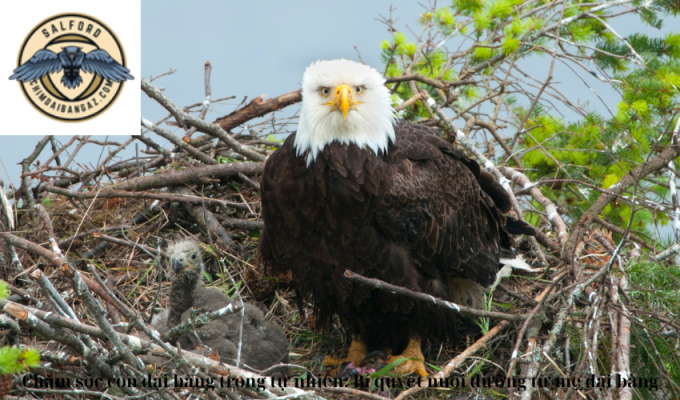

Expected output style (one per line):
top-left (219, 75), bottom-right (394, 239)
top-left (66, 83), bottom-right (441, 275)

top-left (448, 257), bottom-right (530, 310)
top-left (499, 255), bottom-right (532, 271)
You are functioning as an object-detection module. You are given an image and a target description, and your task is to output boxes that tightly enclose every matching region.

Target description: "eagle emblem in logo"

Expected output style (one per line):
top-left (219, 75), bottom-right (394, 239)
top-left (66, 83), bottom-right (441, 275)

top-left (10, 46), bottom-right (133, 89)
top-left (10, 13), bottom-right (133, 122)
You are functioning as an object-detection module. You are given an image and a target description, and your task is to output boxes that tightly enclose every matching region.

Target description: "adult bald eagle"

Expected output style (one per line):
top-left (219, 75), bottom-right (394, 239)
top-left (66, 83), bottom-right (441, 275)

top-left (259, 59), bottom-right (534, 376)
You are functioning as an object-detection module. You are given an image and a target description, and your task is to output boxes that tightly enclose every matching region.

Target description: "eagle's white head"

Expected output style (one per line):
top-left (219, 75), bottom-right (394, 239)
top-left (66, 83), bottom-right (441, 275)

top-left (294, 59), bottom-right (395, 165)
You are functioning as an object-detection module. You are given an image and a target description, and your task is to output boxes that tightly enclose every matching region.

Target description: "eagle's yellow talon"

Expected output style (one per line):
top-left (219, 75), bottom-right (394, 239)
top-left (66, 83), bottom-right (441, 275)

top-left (384, 357), bottom-right (429, 377)
top-left (384, 338), bottom-right (429, 377)
top-left (323, 339), bottom-right (367, 373)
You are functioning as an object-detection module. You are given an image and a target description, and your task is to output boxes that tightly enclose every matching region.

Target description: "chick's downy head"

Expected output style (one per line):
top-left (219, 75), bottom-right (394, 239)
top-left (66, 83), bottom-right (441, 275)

top-left (166, 240), bottom-right (203, 278)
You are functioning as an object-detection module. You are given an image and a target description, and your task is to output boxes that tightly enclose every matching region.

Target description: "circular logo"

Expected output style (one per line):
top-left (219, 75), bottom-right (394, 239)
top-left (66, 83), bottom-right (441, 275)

top-left (10, 13), bottom-right (133, 122)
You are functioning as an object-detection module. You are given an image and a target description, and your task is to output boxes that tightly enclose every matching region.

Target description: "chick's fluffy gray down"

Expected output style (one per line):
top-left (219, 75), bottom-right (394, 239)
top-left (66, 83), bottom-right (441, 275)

top-left (148, 240), bottom-right (288, 371)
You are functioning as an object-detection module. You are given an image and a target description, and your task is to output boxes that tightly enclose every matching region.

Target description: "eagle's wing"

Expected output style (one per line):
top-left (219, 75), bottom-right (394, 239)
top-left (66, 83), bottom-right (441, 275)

top-left (9, 49), bottom-right (62, 82)
top-left (376, 122), bottom-right (508, 287)
top-left (81, 50), bottom-right (133, 81)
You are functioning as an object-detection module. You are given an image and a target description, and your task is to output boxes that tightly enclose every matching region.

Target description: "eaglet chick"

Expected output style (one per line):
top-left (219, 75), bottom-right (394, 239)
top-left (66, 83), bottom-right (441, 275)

top-left (149, 240), bottom-right (289, 371)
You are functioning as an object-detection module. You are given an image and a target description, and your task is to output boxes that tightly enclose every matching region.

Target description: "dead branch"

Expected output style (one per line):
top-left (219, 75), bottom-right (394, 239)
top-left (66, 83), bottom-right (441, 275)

top-left (109, 161), bottom-right (264, 192)
top-left (344, 270), bottom-right (526, 321)
top-left (214, 91), bottom-right (302, 131)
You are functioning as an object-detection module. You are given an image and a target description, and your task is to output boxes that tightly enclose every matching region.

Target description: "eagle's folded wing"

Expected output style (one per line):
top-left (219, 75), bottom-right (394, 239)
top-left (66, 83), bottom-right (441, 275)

top-left (376, 123), bottom-right (504, 287)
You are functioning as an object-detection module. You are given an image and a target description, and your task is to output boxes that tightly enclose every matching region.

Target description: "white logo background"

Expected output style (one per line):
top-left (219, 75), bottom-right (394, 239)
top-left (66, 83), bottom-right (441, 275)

top-left (0, 0), bottom-right (140, 134)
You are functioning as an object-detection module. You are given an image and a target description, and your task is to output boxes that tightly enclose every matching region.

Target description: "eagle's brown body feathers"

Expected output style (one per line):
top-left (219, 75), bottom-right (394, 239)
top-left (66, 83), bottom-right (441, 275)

top-left (260, 121), bottom-right (526, 354)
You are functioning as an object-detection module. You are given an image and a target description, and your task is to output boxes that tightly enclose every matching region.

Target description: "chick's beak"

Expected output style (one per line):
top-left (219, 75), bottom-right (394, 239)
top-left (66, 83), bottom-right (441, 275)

top-left (172, 258), bottom-right (182, 274)
top-left (335, 84), bottom-right (352, 119)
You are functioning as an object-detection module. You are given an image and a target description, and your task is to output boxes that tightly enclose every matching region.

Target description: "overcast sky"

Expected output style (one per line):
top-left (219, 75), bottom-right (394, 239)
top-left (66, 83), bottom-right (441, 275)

top-left (1, 1), bottom-right (678, 189)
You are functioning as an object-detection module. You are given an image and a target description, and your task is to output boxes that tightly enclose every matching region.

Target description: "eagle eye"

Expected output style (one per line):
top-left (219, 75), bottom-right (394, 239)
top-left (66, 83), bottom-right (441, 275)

top-left (319, 87), bottom-right (330, 97)
top-left (191, 254), bottom-right (197, 260)
top-left (356, 86), bottom-right (364, 95)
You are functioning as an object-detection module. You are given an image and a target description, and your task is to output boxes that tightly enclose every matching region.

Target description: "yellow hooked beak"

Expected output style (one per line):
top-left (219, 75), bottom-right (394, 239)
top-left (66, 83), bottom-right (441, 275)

top-left (324, 84), bottom-right (360, 119)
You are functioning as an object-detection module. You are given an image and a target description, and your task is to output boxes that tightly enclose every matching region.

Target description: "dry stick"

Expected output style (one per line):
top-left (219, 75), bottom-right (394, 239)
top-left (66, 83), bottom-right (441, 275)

top-left (92, 233), bottom-right (162, 256)
top-left (172, 186), bottom-right (232, 244)
top-left (221, 218), bottom-right (263, 231)
top-left (344, 270), bottom-right (525, 321)
top-left (385, 74), bottom-right (476, 90)
top-left (91, 137), bottom-right (137, 181)
top-left (183, 60), bottom-right (213, 139)
top-left (218, 258), bottom-right (245, 368)
top-left (0, 232), bottom-right (141, 372)
top-left (0, 232), bottom-right (66, 268)
top-left (51, 136), bottom-right (137, 189)
top-left (617, 276), bottom-right (633, 400)
top-left (523, 228), bottom-right (628, 400)
top-left (19, 136), bottom-right (52, 211)
top-left (562, 144), bottom-right (680, 264)
top-left (161, 303), bottom-right (244, 343)
top-left (7, 284), bottom-right (40, 307)
top-left (499, 167), bottom-right (569, 248)
top-left (3, 299), bottom-right (293, 400)
top-left (31, 270), bottom-right (78, 319)
top-left (141, 119), bottom-right (217, 165)
top-left (0, 181), bottom-right (14, 230)
top-left (135, 133), bottom-right (174, 161)
top-left (0, 180), bottom-right (25, 284)
top-left (134, 97), bottom-right (237, 179)
top-left (3, 301), bottom-right (117, 379)
top-left (0, 314), bottom-right (21, 345)
top-left (109, 161), bottom-right (265, 192)
top-left (394, 92), bottom-right (424, 113)
top-left (238, 172), bottom-right (261, 192)
top-left (214, 90), bottom-right (301, 132)
top-left (146, 239), bottom-right (163, 325)
top-left (592, 216), bottom-right (656, 252)
top-left (141, 79), bottom-right (266, 162)
top-left (654, 242), bottom-right (680, 261)
top-left (44, 185), bottom-right (249, 211)
top-left (506, 272), bottom-right (566, 378)
top-left (50, 136), bottom-right (64, 167)
top-left (60, 263), bottom-right (145, 371)
top-left (21, 136), bottom-right (78, 177)
top-left (311, 386), bottom-right (387, 400)
top-left (36, 348), bottom-right (87, 367)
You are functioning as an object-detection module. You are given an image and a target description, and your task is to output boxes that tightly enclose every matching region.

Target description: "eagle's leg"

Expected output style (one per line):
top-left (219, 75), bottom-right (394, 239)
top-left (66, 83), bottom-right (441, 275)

top-left (384, 337), bottom-right (428, 377)
top-left (323, 338), bottom-right (367, 368)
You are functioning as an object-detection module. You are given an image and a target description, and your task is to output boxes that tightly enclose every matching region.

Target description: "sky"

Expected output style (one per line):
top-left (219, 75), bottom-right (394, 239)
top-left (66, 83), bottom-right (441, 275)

top-left (1, 1), bottom-right (678, 191)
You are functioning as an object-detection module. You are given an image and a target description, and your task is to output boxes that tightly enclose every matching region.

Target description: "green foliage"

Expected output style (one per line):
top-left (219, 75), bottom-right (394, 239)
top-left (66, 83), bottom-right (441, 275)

top-left (0, 347), bottom-right (40, 374)
top-left (501, 35), bottom-right (520, 55)
top-left (453, 0), bottom-right (484, 16)
top-left (0, 280), bottom-right (9, 300)
top-left (374, 2), bottom-right (680, 396)
top-left (434, 7), bottom-right (456, 35)
top-left (377, 0), bottom-right (680, 233)
top-left (474, 45), bottom-right (493, 61)
top-left (626, 261), bottom-right (680, 390)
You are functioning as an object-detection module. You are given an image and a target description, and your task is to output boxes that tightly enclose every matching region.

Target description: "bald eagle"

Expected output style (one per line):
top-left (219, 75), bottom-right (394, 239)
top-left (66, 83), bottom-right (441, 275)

top-left (259, 59), bottom-right (535, 376)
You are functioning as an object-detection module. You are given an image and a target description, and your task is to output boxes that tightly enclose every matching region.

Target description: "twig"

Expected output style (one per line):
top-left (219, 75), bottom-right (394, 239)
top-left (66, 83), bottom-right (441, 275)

top-left (162, 303), bottom-right (244, 342)
top-left (141, 79), bottom-right (266, 162)
top-left (109, 162), bottom-right (265, 192)
top-left (214, 91), bottom-right (302, 132)
top-left (218, 258), bottom-right (245, 368)
top-left (344, 270), bottom-right (525, 321)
